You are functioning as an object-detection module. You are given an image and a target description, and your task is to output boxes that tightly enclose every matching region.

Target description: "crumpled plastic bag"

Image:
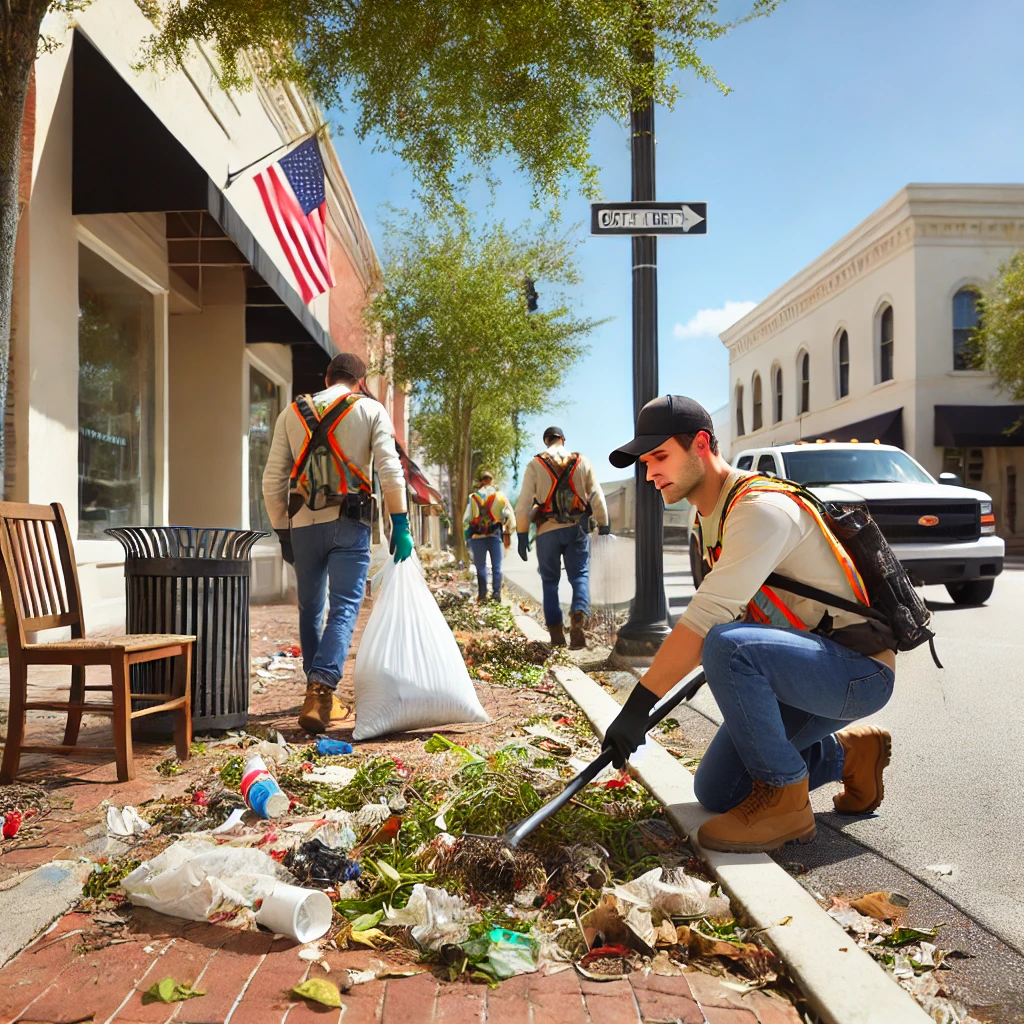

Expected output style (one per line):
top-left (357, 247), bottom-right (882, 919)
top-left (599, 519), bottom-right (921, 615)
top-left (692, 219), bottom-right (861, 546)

top-left (609, 867), bottom-right (730, 920)
top-left (106, 805), bottom-right (151, 836)
top-left (383, 883), bottom-right (481, 950)
top-left (352, 556), bottom-right (488, 740)
top-left (121, 837), bottom-right (294, 929)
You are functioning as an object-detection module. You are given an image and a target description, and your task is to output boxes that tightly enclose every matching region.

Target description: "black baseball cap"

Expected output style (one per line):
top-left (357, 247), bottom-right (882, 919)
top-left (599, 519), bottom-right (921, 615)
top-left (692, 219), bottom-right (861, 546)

top-left (609, 395), bottom-right (714, 468)
top-left (542, 425), bottom-right (565, 443)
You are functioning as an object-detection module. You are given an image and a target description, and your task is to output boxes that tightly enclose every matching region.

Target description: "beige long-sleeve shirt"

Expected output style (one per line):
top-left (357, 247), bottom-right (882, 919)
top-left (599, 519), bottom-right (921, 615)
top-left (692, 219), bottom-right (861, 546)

top-left (684, 468), bottom-right (896, 662)
top-left (261, 383), bottom-right (407, 530)
top-left (514, 446), bottom-right (609, 536)
top-left (464, 485), bottom-right (516, 538)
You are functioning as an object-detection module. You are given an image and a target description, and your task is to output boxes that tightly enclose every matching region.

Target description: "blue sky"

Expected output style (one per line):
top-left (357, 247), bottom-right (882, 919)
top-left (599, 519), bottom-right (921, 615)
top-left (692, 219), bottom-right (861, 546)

top-left (327, 0), bottom-right (1024, 484)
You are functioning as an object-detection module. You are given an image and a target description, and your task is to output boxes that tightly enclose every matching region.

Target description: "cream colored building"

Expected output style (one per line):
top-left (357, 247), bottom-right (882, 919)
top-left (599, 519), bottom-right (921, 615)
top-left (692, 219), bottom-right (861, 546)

top-left (11, 3), bottom-right (386, 630)
top-left (720, 185), bottom-right (1024, 542)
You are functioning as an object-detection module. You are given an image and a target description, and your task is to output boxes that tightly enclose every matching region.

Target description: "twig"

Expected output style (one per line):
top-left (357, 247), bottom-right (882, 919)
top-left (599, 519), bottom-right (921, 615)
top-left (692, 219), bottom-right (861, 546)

top-left (31, 928), bottom-right (84, 953)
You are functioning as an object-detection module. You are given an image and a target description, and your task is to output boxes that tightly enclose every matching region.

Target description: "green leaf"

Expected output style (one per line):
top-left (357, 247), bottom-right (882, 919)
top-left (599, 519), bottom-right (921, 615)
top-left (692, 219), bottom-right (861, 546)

top-left (351, 910), bottom-right (384, 932)
top-left (290, 978), bottom-right (343, 1008)
top-left (423, 734), bottom-right (483, 763)
top-left (881, 927), bottom-right (938, 948)
top-left (375, 859), bottom-right (403, 884)
top-left (141, 977), bottom-right (206, 1005)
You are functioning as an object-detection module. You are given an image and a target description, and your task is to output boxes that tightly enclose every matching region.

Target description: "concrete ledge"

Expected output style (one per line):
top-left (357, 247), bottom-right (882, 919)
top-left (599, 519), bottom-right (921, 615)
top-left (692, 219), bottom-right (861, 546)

top-left (514, 613), bottom-right (929, 1024)
top-left (0, 860), bottom-right (89, 968)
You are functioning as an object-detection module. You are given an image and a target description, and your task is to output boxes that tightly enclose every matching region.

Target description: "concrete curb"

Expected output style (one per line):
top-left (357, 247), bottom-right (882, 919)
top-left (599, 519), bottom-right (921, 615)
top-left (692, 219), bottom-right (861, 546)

top-left (515, 613), bottom-right (930, 1024)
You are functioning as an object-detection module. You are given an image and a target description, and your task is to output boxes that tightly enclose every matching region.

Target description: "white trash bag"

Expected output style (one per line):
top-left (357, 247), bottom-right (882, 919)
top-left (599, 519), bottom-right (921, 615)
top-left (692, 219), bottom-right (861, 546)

top-left (352, 555), bottom-right (489, 740)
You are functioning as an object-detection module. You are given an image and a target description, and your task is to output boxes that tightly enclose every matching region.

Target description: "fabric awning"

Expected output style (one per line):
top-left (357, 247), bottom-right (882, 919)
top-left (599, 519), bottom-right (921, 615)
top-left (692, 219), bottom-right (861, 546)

top-left (71, 31), bottom-right (335, 358)
top-left (934, 404), bottom-right (1024, 447)
top-left (396, 442), bottom-right (444, 506)
top-left (801, 407), bottom-right (904, 448)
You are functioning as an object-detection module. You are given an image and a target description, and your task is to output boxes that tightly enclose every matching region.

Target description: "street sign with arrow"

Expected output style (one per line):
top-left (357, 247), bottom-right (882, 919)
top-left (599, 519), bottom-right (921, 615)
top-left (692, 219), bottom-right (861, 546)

top-left (591, 201), bottom-right (707, 236)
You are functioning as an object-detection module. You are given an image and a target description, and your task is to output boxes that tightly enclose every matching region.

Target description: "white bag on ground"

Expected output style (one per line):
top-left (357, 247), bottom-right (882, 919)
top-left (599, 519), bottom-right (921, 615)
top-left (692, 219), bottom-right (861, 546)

top-left (352, 555), bottom-right (489, 740)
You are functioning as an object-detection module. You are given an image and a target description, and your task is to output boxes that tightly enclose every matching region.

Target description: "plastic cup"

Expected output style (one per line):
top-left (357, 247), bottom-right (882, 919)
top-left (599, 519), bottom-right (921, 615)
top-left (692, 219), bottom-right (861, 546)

top-left (255, 882), bottom-right (333, 943)
top-left (241, 755), bottom-right (289, 819)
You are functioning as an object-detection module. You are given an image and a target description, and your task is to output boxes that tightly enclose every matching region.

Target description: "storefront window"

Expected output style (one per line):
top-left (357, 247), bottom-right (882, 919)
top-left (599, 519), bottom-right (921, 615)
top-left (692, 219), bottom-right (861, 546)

top-left (248, 366), bottom-right (281, 534)
top-left (78, 245), bottom-right (155, 539)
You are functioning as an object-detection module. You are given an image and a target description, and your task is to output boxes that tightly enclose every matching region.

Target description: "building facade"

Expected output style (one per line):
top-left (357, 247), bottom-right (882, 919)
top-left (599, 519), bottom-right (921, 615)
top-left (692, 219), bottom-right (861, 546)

top-left (720, 185), bottom-right (1024, 542)
top-left (9, 3), bottom-right (398, 630)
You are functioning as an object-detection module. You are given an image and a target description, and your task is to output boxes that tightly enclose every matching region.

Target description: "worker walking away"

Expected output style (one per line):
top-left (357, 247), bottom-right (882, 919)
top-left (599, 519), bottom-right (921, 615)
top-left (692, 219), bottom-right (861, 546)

top-left (464, 469), bottom-right (515, 603)
top-left (262, 352), bottom-right (413, 736)
top-left (515, 426), bottom-right (609, 649)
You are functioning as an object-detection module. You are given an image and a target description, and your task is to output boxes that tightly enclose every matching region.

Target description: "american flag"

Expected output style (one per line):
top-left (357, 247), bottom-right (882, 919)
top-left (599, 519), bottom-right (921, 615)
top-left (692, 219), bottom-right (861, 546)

top-left (253, 136), bottom-right (336, 303)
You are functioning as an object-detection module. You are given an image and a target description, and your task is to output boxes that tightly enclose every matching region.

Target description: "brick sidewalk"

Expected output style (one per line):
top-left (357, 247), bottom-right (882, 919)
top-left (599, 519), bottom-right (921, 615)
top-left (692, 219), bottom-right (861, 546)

top-left (0, 601), bottom-right (802, 1024)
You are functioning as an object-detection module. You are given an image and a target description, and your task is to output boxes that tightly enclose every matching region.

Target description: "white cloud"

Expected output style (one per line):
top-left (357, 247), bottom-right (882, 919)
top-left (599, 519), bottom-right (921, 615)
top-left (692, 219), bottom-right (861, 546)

top-left (673, 300), bottom-right (758, 340)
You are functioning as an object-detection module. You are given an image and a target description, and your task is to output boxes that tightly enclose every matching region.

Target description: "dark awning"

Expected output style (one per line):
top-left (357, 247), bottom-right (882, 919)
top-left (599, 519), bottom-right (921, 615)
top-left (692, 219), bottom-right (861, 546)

top-left (934, 404), bottom-right (1024, 447)
top-left (71, 31), bottom-right (335, 359)
top-left (801, 407), bottom-right (904, 448)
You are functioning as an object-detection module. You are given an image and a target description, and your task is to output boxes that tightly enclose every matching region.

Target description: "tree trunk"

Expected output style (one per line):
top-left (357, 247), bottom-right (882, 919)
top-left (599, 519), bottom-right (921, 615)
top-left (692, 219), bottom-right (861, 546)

top-left (451, 400), bottom-right (473, 565)
top-left (0, 2), bottom-right (50, 498)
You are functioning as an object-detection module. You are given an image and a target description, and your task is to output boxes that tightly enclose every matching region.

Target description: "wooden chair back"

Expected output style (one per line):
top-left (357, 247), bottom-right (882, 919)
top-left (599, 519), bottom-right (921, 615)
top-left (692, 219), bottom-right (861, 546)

top-left (0, 502), bottom-right (85, 653)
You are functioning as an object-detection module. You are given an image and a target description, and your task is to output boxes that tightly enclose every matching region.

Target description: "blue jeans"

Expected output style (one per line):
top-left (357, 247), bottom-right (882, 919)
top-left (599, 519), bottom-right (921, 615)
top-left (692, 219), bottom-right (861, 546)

top-left (534, 526), bottom-right (590, 626)
top-left (470, 534), bottom-right (504, 601)
top-left (693, 622), bottom-right (895, 813)
top-left (291, 518), bottom-right (371, 690)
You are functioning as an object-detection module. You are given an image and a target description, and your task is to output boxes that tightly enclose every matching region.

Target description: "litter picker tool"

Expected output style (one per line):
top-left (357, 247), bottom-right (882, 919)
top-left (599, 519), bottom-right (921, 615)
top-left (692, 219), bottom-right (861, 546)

top-left (479, 669), bottom-right (707, 850)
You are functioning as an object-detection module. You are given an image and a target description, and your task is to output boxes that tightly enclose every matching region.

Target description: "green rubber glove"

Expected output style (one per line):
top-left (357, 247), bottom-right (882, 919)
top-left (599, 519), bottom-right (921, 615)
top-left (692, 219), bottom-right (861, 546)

top-left (390, 512), bottom-right (413, 563)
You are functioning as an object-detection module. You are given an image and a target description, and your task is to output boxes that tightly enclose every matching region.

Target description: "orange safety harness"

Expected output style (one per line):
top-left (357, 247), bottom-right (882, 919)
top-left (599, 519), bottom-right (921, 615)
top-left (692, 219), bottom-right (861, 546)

top-left (699, 475), bottom-right (871, 630)
top-left (288, 393), bottom-right (371, 516)
top-left (468, 491), bottom-right (503, 536)
top-left (534, 453), bottom-right (591, 525)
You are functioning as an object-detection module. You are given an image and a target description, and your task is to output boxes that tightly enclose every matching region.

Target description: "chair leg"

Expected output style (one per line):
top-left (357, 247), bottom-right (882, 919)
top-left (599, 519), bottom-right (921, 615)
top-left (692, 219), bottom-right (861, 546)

top-left (62, 664), bottom-right (86, 747)
top-left (110, 656), bottom-right (136, 783)
top-left (0, 663), bottom-right (27, 784)
top-left (173, 645), bottom-right (192, 762)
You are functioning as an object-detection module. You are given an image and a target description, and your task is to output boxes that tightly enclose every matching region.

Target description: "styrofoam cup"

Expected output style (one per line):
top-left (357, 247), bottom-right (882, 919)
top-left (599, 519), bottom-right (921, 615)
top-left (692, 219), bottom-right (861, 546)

top-left (255, 883), bottom-right (333, 943)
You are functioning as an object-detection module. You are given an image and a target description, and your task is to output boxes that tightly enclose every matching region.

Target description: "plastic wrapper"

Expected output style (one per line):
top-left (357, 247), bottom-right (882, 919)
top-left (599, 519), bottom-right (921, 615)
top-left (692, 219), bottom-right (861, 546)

top-left (382, 883), bottom-right (481, 950)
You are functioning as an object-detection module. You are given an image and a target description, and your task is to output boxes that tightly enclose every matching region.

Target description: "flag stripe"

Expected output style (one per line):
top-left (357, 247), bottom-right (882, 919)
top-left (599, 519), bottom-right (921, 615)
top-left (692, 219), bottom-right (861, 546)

top-left (268, 167), bottom-right (329, 296)
top-left (254, 169), bottom-right (317, 303)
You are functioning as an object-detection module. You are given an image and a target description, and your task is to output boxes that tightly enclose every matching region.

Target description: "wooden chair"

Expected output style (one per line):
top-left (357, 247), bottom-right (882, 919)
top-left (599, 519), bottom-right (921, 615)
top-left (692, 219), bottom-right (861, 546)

top-left (0, 502), bottom-right (195, 783)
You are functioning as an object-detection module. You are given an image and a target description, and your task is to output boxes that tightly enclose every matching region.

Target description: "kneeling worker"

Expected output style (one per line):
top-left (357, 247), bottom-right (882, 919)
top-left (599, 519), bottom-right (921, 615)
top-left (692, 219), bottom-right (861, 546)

top-left (514, 426), bottom-right (609, 649)
top-left (602, 396), bottom-right (895, 853)
top-left (464, 469), bottom-right (515, 602)
top-left (262, 352), bottom-right (412, 735)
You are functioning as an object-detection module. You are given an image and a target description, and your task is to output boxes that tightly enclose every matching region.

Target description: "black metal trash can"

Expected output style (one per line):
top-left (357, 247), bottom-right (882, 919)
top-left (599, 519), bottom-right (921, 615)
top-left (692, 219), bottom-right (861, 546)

top-left (105, 527), bottom-right (267, 736)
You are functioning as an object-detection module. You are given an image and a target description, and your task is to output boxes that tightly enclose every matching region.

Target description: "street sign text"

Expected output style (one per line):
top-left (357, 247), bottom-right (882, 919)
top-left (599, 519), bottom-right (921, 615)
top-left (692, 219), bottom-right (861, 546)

top-left (591, 201), bottom-right (707, 236)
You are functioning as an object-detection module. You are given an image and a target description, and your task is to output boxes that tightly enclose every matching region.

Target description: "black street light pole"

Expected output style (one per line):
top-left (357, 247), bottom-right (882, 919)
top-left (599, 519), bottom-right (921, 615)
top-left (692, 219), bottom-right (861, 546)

top-left (614, 34), bottom-right (672, 658)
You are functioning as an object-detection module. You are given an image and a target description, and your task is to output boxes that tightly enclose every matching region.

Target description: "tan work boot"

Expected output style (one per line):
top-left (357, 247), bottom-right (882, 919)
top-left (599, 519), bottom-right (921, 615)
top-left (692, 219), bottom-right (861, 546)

top-left (697, 778), bottom-right (816, 853)
top-left (548, 622), bottom-right (567, 647)
top-left (298, 682), bottom-right (334, 735)
top-left (833, 726), bottom-right (891, 814)
top-left (330, 694), bottom-right (356, 727)
top-left (568, 610), bottom-right (588, 650)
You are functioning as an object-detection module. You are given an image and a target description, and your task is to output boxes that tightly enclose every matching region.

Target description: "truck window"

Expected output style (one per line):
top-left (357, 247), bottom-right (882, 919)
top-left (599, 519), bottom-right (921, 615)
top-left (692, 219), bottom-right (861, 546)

top-left (756, 454), bottom-right (778, 476)
top-left (782, 448), bottom-right (933, 485)
top-left (736, 455), bottom-right (753, 470)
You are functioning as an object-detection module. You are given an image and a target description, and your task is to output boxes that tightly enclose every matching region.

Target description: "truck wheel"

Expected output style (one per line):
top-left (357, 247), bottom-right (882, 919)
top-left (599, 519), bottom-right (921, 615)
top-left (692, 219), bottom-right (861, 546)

top-left (945, 579), bottom-right (994, 605)
top-left (689, 535), bottom-right (706, 587)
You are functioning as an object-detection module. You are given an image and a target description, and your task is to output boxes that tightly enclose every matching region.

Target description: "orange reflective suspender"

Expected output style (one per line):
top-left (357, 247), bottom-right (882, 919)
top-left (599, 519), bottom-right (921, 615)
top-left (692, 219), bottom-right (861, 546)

top-left (704, 475), bottom-right (871, 629)
top-left (536, 453), bottom-right (586, 516)
top-left (289, 393), bottom-right (371, 500)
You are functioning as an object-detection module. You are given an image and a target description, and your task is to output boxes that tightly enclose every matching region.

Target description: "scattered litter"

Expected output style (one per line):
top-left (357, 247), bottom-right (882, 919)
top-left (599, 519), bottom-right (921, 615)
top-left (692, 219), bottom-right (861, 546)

top-left (850, 891), bottom-right (902, 921)
top-left (307, 765), bottom-right (359, 787)
top-left (241, 756), bottom-right (289, 818)
top-left (290, 978), bottom-right (342, 1008)
top-left (316, 737), bottom-right (354, 755)
top-left (105, 805), bottom-right (151, 837)
top-left (285, 839), bottom-right (362, 888)
top-left (3, 810), bottom-right (23, 838)
top-left (141, 978), bottom-right (206, 1005)
top-left (383, 884), bottom-right (481, 950)
top-left (348, 968), bottom-right (378, 985)
top-left (924, 864), bottom-right (956, 878)
top-left (609, 867), bottom-right (730, 921)
top-left (211, 808), bottom-right (246, 834)
top-left (826, 903), bottom-right (875, 935)
top-left (575, 944), bottom-right (637, 981)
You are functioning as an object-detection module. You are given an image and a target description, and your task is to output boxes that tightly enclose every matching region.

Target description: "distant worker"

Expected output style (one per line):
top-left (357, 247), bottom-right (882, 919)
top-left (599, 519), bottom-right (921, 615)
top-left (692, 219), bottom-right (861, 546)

top-left (515, 426), bottom-right (609, 649)
top-left (464, 469), bottom-right (515, 603)
top-left (262, 352), bottom-right (412, 736)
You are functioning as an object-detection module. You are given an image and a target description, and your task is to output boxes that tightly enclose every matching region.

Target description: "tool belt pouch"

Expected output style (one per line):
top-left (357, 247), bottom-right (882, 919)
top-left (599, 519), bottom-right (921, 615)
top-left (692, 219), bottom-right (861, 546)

top-left (338, 492), bottom-right (374, 526)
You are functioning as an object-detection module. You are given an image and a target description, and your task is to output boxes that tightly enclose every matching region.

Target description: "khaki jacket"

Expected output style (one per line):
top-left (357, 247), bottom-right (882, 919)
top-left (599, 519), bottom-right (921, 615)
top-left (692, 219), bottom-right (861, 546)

top-left (261, 383), bottom-right (407, 530)
top-left (514, 446), bottom-right (609, 536)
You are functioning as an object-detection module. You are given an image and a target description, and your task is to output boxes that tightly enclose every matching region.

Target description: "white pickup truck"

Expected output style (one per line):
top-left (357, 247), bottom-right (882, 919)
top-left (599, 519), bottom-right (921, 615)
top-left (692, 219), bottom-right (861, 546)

top-left (687, 441), bottom-right (1004, 606)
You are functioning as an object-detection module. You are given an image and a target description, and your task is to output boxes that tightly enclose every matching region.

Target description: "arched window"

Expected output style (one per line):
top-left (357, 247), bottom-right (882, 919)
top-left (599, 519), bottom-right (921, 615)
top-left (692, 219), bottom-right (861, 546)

top-left (735, 383), bottom-right (745, 437)
top-left (752, 373), bottom-right (763, 432)
top-left (798, 350), bottom-right (810, 414)
top-left (953, 288), bottom-right (982, 370)
top-left (771, 364), bottom-right (783, 424)
top-left (879, 305), bottom-right (894, 382)
top-left (836, 329), bottom-right (850, 398)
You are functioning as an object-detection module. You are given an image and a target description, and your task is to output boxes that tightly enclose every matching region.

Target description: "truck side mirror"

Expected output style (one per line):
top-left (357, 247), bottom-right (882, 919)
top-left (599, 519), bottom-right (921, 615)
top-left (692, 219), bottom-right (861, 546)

top-left (939, 472), bottom-right (961, 486)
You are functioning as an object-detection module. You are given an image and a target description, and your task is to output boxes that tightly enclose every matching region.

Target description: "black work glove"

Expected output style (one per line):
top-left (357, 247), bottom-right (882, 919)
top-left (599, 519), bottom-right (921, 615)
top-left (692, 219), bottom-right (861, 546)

top-left (603, 683), bottom-right (660, 769)
top-left (598, 524), bottom-right (611, 536)
top-left (275, 529), bottom-right (294, 566)
top-left (517, 532), bottom-right (530, 562)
